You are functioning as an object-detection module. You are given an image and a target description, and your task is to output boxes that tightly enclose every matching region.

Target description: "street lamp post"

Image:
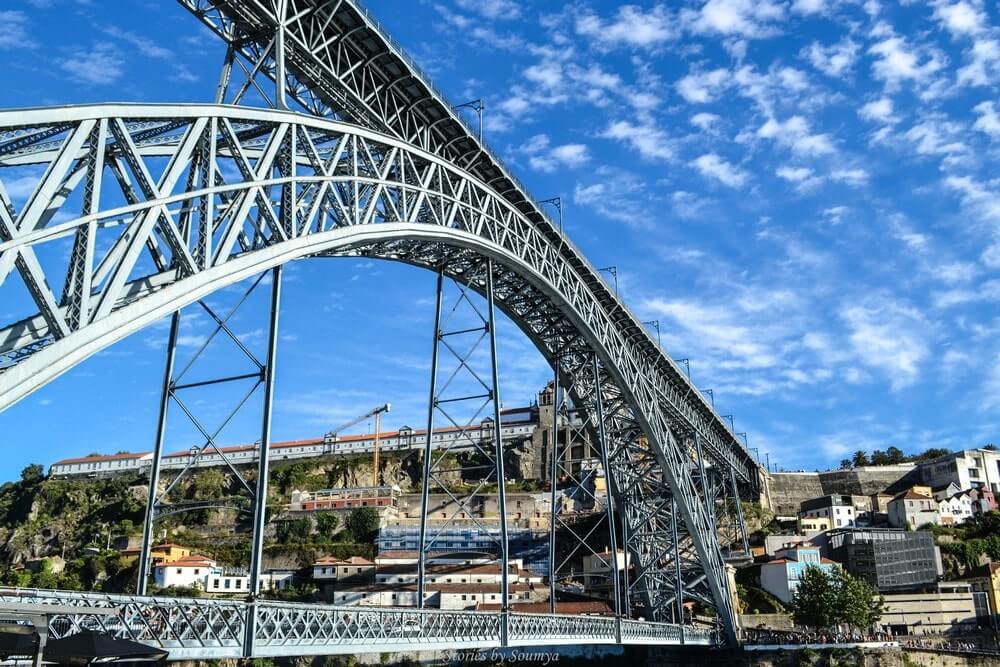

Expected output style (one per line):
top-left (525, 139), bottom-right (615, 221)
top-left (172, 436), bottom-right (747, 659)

top-left (453, 98), bottom-right (485, 143)
top-left (598, 266), bottom-right (618, 296)
top-left (703, 388), bottom-right (714, 408)
top-left (540, 196), bottom-right (564, 234)
top-left (642, 320), bottom-right (661, 346)
top-left (676, 358), bottom-right (691, 378)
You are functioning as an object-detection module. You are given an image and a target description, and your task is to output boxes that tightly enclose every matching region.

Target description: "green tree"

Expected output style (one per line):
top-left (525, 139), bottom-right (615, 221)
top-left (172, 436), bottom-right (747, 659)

top-left (851, 451), bottom-right (870, 467)
top-left (20, 464), bottom-right (44, 485)
top-left (791, 566), bottom-right (838, 629)
top-left (344, 507), bottom-right (380, 543)
top-left (315, 513), bottom-right (339, 538)
top-left (276, 517), bottom-right (312, 543)
top-left (984, 443), bottom-right (998, 451)
top-left (192, 468), bottom-right (227, 500)
top-left (912, 447), bottom-right (951, 462)
top-left (832, 568), bottom-right (883, 630)
top-left (839, 459), bottom-right (852, 470)
top-left (884, 446), bottom-right (906, 464)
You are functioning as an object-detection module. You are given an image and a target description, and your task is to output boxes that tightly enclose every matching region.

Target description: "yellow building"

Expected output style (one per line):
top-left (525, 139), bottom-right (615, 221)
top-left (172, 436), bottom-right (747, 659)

top-left (964, 562), bottom-right (1000, 621)
top-left (797, 515), bottom-right (831, 534)
top-left (121, 543), bottom-right (192, 565)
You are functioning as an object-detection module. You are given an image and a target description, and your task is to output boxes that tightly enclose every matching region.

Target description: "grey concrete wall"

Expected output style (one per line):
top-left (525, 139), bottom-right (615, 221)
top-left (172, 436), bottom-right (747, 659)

top-left (767, 465), bottom-right (919, 516)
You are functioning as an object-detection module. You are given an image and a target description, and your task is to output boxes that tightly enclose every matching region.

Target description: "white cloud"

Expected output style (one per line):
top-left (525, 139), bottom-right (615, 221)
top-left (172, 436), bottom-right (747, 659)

top-left (676, 68), bottom-right (730, 103)
top-left (830, 168), bottom-right (869, 186)
top-left (691, 112), bottom-right (721, 130)
top-left (682, 0), bottom-right (786, 39)
top-left (776, 166), bottom-right (813, 182)
top-left (957, 38), bottom-right (1000, 86)
top-left (516, 134), bottom-right (590, 173)
top-left (758, 116), bottom-right (836, 156)
top-left (691, 153), bottom-right (748, 188)
top-left (104, 26), bottom-right (172, 59)
top-left (904, 118), bottom-right (968, 158)
top-left (573, 170), bottom-right (649, 225)
top-left (524, 61), bottom-right (563, 89)
top-left (840, 302), bottom-right (929, 389)
top-left (973, 101), bottom-right (1000, 138)
top-left (868, 35), bottom-right (946, 91)
top-left (933, 1), bottom-right (987, 37)
top-left (0, 11), bottom-right (34, 49)
top-left (944, 175), bottom-right (1000, 221)
top-left (791, 0), bottom-right (826, 15)
top-left (602, 120), bottom-right (673, 161)
top-left (803, 39), bottom-right (859, 78)
top-left (59, 42), bottom-right (124, 85)
top-left (859, 96), bottom-right (895, 123)
top-left (576, 5), bottom-right (677, 49)
top-left (455, 0), bottom-right (520, 20)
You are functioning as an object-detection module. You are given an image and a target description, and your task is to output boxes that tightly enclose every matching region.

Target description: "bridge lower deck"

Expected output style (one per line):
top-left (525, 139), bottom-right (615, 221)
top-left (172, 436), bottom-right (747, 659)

top-left (0, 589), bottom-right (716, 660)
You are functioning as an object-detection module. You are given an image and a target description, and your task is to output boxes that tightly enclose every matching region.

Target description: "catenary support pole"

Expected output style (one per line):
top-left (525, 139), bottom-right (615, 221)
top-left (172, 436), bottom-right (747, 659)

top-left (485, 260), bottom-right (510, 645)
top-left (417, 268), bottom-right (444, 608)
top-left (137, 310), bottom-right (181, 596)
top-left (548, 361), bottom-right (559, 614)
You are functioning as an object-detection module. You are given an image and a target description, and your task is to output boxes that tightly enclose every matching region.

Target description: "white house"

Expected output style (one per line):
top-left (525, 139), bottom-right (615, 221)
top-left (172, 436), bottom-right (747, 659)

top-left (887, 490), bottom-right (939, 529)
top-left (938, 492), bottom-right (975, 526)
top-left (798, 495), bottom-right (856, 529)
top-left (153, 555), bottom-right (217, 589)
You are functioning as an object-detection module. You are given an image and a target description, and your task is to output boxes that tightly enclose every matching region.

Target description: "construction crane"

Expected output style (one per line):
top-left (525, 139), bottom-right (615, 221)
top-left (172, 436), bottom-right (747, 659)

top-left (323, 403), bottom-right (391, 484)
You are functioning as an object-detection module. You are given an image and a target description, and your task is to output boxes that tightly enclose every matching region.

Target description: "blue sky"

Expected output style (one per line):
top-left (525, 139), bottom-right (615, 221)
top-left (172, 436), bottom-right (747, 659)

top-left (1, 0), bottom-right (999, 481)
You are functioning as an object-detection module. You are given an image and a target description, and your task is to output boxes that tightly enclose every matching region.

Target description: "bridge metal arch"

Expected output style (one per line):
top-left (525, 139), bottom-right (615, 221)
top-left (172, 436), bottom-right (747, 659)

top-left (0, 104), bottom-right (737, 642)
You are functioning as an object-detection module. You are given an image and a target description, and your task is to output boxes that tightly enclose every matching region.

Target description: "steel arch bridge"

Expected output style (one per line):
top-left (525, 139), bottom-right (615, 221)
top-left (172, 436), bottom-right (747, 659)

top-left (0, 0), bottom-right (763, 658)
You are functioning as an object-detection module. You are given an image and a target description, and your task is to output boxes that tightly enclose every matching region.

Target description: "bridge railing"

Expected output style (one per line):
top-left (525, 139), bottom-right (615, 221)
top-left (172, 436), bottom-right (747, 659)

top-left (0, 588), bottom-right (715, 658)
top-left (508, 612), bottom-right (617, 646)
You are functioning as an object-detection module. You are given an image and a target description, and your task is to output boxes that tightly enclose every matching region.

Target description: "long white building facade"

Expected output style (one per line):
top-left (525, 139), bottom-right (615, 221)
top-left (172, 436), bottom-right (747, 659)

top-left (49, 410), bottom-right (537, 479)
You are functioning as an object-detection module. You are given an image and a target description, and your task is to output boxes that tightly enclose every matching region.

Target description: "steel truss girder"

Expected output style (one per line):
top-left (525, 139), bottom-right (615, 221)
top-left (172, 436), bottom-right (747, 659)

top-left (0, 589), bottom-right (714, 659)
top-left (0, 105), bottom-right (737, 643)
top-left (174, 0), bottom-right (758, 495)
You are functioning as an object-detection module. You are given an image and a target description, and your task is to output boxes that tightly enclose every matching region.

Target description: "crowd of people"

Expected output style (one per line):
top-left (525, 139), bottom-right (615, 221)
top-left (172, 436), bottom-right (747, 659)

top-left (742, 628), bottom-right (894, 645)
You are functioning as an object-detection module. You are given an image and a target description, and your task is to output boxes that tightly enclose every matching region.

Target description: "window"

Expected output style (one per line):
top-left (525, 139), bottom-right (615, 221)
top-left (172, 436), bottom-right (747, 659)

top-left (194, 569), bottom-right (200, 575)
top-left (214, 579), bottom-right (220, 588)
top-left (224, 580), bottom-right (231, 589)
top-left (235, 579), bottom-right (242, 589)
top-left (176, 568), bottom-right (182, 574)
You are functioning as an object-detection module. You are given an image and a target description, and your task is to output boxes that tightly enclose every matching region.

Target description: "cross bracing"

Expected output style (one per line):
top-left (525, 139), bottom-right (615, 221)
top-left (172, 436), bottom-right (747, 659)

top-left (175, 0), bottom-right (760, 494)
top-left (0, 105), bottom-right (749, 644)
top-left (0, 589), bottom-right (715, 661)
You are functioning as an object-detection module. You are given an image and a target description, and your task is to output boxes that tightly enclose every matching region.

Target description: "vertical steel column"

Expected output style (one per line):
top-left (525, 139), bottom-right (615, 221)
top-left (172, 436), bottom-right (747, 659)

top-left (592, 358), bottom-right (622, 637)
top-left (244, 265), bottom-right (281, 657)
top-left (693, 433), bottom-right (715, 524)
top-left (485, 260), bottom-right (510, 645)
top-left (274, 0), bottom-right (288, 109)
top-left (730, 467), bottom-right (750, 555)
top-left (417, 269), bottom-right (444, 608)
top-left (137, 311), bottom-right (181, 596)
top-left (249, 265), bottom-right (282, 593)
top-left (671, 495), bottom-right (685, 643)
top-left (621, 516), bottom-right (632, 617)
top-left (548, 363), bottom-right (559, 614)
top-left (215, 46), bottom-right (234, 104)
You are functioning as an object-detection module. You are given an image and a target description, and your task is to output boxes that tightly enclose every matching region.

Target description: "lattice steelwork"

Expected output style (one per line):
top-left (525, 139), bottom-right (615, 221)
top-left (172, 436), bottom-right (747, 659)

top-left (416, 266), bottom-right (509, 610)
top-left (546, 357), bottom-right (621, 615)
top-left (0, 105), bottom-right (746, 642)
top-left (0, 0), bottom-right (767, 650)
top-left (0, 589), bottom-right (712, 660)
